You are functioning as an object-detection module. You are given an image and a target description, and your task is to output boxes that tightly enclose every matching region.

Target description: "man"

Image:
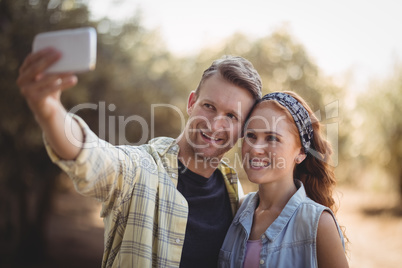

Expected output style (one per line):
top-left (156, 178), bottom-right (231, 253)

top-left (17, 48), bottom-right (262, 267)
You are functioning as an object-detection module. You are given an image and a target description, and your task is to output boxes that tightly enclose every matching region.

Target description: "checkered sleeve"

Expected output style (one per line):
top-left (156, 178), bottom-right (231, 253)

top-left (44, 114), bottom-right (139, 207)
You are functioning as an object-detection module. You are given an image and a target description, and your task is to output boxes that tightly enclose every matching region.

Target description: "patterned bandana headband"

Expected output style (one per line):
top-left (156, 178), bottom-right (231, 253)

top-left (261, 92), bottom-right (314, 153)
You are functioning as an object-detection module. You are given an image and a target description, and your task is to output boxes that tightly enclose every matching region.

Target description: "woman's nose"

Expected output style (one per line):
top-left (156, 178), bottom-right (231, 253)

top-left (250, 141), bottom-right (266, 155)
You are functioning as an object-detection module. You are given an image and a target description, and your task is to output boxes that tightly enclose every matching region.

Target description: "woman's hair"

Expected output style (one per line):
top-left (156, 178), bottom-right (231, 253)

top-left (195, 55), bottom-right (262, 101)
top-left (260, 91), bottom-right (338, 213)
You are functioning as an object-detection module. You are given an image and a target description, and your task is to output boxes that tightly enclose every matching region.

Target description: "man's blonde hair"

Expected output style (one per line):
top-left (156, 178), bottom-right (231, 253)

top-left (195, 55), bottom-right (262, 101)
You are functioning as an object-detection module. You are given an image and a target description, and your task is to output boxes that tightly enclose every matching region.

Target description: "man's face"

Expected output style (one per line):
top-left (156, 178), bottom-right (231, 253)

top-left (183, 73), bottom-right (255, 161)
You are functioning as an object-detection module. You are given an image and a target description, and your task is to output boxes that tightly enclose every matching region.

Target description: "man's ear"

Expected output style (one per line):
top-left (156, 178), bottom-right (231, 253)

top-left (187, 91), bottom-right (197, 115)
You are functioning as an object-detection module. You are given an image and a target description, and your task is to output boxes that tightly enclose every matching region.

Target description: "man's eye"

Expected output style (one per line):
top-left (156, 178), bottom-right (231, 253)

top-left (204, 103), bottom-right (213, 109)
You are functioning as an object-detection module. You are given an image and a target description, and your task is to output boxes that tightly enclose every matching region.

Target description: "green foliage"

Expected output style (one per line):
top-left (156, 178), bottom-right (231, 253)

top-left (181, 28), bottom-right (345, 111)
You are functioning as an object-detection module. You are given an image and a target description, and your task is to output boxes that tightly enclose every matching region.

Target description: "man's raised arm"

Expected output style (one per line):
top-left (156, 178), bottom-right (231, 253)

top-left (17, 48), bottom-right (83, 160)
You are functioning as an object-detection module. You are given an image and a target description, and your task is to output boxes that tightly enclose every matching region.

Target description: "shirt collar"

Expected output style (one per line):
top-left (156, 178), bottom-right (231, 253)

top-left (234, 180), bottom-right (307, 241)
top-left (264, 180), bottom-right (306, 241)
top-left (148, 137), bottom-right (179, 156)
top-left (234, 193), bottom-right (259, 233)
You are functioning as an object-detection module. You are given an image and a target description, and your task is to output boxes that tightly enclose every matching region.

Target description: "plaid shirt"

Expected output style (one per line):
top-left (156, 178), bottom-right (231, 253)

top-left (44, 115), bottom-right (240, 268)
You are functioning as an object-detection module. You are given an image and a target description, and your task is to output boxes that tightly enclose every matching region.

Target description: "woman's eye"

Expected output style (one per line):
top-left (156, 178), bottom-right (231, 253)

top-left (245, 132), bottom-right (256, 139)
top-left (227, 113), bottom-right (237, 120)
top-left (267, 135), bottom-right (279, 142)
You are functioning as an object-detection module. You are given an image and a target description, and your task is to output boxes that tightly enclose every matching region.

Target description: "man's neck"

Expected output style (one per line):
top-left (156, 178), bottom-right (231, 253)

top-left (179, 153), bottom-right (222, 178)
top-left (176, 134), bottom-right (223, 178)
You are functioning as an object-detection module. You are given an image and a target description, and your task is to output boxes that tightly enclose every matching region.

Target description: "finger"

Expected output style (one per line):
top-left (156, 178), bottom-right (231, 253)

top-left (21, 74), bottom-right (77, 99)
top-left (58, 74), bottom-right (78, 90)
top-left (18, 49), bottom-right (61, 84)
top-left (19, 53), bottom-right (33, 75)
top-left (19, 48), bottom-right (60, 74)
top-left (17, 54), bottom-right (60, 87)
top-left (40, 75), bottom-right (77, 99)
top-left (19, 74), bottom-right (58, 98)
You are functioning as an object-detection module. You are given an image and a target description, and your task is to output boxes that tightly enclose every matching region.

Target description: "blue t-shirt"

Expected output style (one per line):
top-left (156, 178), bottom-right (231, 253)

top-left (177, 160), bottom-right (233, 268)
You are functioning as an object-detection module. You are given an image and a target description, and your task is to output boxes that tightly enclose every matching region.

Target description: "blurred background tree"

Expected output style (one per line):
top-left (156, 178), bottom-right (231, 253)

top-left (356, 63), bottom-right (402, 208)
top-left (0, 0), bottom-right (94, 264)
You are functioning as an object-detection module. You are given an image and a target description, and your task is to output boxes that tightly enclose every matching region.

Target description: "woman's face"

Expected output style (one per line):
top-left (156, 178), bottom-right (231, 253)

top-left (242, 102), bottom-right (304, 185)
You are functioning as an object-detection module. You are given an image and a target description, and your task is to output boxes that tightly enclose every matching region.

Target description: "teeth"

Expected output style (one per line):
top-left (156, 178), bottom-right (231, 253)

top-left (250, 161), bottom-right (270, 167)
top-left (202, 132), bottom-right (220, 141)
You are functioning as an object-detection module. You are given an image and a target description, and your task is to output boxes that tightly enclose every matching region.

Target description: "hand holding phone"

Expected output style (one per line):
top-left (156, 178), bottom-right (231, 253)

top-left (32, 27), bottom-right (97, 73)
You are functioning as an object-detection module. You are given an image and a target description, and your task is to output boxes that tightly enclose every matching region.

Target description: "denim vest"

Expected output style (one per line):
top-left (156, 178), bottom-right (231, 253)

top-left (218, 180), bottom-right (345, 268)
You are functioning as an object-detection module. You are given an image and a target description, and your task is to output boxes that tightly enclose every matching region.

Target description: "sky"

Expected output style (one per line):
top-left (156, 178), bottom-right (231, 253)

top-left (88, 0), bottom-right (402, 91)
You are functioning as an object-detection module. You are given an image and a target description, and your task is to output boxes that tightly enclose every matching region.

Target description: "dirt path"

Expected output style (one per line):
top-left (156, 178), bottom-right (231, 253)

top-left (42, 189), bottom-right (104, 268)
top-left (335, 186), bottom-right (402, 268)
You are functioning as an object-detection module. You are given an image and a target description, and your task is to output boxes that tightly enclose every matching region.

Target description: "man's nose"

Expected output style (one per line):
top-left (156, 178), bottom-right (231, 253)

top-left (212, 115), bottom-right (230, 131)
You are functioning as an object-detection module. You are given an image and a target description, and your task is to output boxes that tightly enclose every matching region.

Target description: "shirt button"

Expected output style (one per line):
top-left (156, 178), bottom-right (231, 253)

top-left (172, 173), bottom-right (176, 178)
top-left (181, 200), bottom-right (186, 205)
top-left (175, 238), bottom-right (180, 243)
top-left (260, 259), bottom-right (265, 264)
top-left (261, 234), bottom-right (266, 239)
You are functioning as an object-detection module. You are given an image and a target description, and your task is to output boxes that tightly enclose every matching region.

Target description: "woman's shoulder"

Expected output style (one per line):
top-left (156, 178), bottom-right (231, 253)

top-left (291, 197), bottom-right (333, 229)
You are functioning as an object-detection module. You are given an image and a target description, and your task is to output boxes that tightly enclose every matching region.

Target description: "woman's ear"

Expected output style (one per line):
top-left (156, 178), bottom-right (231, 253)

top-left (295, 148), bottom-right (307, 164)
top-left (187, 91), bottom-right (197, 115)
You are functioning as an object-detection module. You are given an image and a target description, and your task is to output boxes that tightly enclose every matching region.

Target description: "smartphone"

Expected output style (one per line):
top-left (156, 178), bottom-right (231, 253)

top-left (32, 27), bottom-right (97, 73)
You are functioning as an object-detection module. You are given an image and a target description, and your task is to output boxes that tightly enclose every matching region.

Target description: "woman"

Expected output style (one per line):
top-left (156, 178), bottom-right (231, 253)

top-left (218, 92), bottom-right (348, 268)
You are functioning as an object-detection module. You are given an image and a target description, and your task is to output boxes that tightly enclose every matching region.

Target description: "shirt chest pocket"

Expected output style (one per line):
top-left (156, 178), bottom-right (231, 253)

top-left (217, 249), bottom-right (232, 268)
